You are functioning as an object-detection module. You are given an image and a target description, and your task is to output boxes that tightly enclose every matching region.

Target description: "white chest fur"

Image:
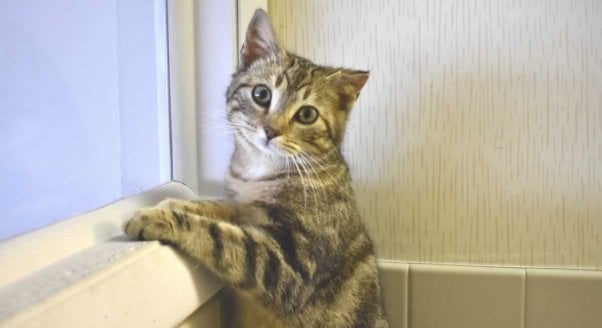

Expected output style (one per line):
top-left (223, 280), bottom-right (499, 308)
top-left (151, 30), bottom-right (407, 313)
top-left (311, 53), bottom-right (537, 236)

top-left (225, 172), bottom-right (282, 203)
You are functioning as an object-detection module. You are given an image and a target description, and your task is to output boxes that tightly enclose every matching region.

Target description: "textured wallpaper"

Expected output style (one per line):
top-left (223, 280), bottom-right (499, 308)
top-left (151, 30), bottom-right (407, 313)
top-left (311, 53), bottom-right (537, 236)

top-left (268, 0), bottom-right (602, 269)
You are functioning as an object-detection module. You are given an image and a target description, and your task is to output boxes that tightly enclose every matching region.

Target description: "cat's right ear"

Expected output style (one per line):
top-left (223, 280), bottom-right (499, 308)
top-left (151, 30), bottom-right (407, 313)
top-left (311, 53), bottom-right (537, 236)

top-left (239, 9), bottom-right (282, 69)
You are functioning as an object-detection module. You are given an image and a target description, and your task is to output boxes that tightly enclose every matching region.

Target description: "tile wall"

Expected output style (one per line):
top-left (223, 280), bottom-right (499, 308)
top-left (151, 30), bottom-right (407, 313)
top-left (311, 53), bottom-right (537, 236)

top-left (380, 261), bottom-right (602, 328)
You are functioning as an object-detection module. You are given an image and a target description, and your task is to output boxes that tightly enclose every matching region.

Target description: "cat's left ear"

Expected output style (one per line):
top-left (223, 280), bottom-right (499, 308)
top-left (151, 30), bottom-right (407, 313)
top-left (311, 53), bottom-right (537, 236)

top-left (343, 70), bottom-right (370, 96)
top-left (239, 9), bottom-right (282, 69)
top-left (334, 69), bottom-right (370, 110)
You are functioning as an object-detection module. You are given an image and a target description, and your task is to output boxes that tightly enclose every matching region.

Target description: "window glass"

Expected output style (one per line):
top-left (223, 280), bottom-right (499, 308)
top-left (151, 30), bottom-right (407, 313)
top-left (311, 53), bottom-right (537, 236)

top-left (0, 0), bottom-right (170, 240)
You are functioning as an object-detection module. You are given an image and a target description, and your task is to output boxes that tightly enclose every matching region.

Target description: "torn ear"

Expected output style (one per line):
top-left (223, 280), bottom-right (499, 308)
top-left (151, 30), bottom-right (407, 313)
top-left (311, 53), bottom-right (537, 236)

top-left (240, 9), bottom-right (282, 68)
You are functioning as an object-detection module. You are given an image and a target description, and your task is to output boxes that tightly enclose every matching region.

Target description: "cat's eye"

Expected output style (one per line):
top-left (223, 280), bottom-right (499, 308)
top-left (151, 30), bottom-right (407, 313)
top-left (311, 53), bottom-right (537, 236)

top-left (252, 84), bottom-right (271, 106)
top-left (294, 106), bottom-right (319, 124)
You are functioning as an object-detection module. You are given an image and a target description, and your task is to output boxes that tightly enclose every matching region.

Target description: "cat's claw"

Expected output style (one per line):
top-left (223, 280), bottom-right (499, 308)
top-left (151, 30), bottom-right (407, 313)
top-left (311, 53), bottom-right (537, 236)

top-left (124, 208), bottom-right (176, 242)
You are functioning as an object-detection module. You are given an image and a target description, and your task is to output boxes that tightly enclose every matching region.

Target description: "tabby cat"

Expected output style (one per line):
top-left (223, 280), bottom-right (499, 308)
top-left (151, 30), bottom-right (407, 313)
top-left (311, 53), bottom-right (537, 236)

top-left (125, 9), bottom-right (389, 328)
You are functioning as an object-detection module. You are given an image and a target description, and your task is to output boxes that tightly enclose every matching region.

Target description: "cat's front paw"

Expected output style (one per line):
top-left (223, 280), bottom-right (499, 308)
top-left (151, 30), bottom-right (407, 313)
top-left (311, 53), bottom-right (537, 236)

top-left (124, 208), bottom-right (176, 242)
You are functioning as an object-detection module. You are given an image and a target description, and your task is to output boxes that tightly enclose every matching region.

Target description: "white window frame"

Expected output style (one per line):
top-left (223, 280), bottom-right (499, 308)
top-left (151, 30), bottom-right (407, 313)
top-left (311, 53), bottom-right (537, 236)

top-left (0, 1), bottom-right (252, 326)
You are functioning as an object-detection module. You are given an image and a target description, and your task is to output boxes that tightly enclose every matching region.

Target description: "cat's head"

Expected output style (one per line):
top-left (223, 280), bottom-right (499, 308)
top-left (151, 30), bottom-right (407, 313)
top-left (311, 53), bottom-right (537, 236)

top-left (226, 9), bottom-right (368, 162)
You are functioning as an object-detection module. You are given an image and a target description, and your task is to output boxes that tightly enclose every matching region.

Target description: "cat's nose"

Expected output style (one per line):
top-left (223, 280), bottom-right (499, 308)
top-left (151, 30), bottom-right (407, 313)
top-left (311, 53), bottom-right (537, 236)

top-left (264, 125), bottom-right (281, 141)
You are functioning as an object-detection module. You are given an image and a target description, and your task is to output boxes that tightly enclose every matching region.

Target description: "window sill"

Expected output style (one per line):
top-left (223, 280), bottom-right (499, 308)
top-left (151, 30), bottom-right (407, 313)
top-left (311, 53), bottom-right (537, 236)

top-left (0, 182), bottom-right (223, 327)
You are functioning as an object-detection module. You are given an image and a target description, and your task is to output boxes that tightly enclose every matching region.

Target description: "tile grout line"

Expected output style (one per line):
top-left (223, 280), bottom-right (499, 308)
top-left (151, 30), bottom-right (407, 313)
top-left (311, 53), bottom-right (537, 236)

top-left (405, 264), bottom-right (411, 328)
top-left (377, 259), bottom-right (601, 272)
top-left (522, 268), bottom-right (528, 328)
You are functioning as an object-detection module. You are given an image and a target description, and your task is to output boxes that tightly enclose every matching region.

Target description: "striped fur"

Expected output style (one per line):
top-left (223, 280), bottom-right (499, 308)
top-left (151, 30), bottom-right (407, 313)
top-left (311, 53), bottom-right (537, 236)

top-left (125, 9), bottom-right (388, 328)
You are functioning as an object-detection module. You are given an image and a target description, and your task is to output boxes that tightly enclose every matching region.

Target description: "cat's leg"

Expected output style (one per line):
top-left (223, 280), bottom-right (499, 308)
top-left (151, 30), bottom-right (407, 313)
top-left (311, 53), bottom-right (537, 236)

top-left (124, 206), bottom-right (315, 315)
top-left (156, 198), bottom-right (239, 223)
top-left (155, 199), bottom-right (273, 226)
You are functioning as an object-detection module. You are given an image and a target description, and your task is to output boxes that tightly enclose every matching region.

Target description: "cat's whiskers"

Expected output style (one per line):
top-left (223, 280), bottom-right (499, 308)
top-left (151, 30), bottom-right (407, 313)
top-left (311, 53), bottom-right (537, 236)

top-left (304, 155), bottom-right (333, 200)
top-left (205, 132), bottom-right (236, 145)
top-left (200, 124), bottom-right (247, 135)
top-left (298, 151), bottom-right (338, 184)
top-left (279, 142), bottom-right (304, 183)
top-left (199, 116), bottom-right (242, 134)
top-left (200, 120), bottom-right (250, 132)
top-left (295, 154), bottom-right (326, 205)
top-left (299, 155), bottom-right (331, 199)
top-left (295, 155), bottom-right (320, 208)
top-left (198, 112), bottom-right (252, 132)
top-left (284, 156), bottom-right (291, 181)
top-left (205, 127), bottom-right (249, 144)
top-left (289, 155), bottom-right (308, 208)
top-left (199, 112), bottom-right (231, 123)
top-left (277, 141), bottom-right (323, 205)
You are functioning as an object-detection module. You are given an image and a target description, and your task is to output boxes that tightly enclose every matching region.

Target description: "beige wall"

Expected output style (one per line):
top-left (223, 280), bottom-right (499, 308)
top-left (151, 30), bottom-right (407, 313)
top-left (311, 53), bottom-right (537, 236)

top-left (268, 0), bottom-right (602, 269)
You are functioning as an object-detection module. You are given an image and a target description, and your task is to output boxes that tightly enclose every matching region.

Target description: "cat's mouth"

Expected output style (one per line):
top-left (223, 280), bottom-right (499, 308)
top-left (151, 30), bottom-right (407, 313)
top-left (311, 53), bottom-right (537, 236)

top-left (240, 128), bottom-right (288, 157)
top-left (262, 137), bottom-right (292, 157)
top-left (232, 123), bottom-right (296, 158)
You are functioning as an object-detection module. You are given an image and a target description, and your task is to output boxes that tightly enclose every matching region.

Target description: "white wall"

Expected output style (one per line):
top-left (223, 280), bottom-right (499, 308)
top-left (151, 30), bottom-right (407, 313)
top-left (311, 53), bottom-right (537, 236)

top-left (269, 0), bottom-right (602, 269)
top-left (0, 0), bottom-right (169, 240)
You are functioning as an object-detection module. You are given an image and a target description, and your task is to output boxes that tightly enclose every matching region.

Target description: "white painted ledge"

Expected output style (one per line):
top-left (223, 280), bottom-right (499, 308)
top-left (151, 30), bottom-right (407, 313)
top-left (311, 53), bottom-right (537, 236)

top-left (0, 182), bottom-right (223, 328)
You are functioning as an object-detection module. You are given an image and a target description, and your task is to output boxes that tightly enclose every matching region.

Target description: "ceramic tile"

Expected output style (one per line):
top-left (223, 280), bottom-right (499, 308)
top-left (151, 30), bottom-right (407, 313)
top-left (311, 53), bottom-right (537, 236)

top-left (379, 261), bottom-right (409, 328)
top-left (525, 269), bottom-right (602, 328)
top-left (409, 264), bottom-right (525, 328)
top-left (177, 290), bottom-right (222, 328)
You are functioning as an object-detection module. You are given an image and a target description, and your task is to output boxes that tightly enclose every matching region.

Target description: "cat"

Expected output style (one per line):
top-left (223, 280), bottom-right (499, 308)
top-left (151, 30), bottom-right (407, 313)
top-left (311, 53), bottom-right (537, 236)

top-left (125, 9), bottom-right (389, 328)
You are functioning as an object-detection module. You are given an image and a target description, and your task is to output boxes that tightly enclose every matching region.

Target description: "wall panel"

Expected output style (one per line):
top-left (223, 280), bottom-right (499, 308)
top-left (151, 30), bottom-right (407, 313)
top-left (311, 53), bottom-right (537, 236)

top-left (268, 0), bottom-right (602, 268)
